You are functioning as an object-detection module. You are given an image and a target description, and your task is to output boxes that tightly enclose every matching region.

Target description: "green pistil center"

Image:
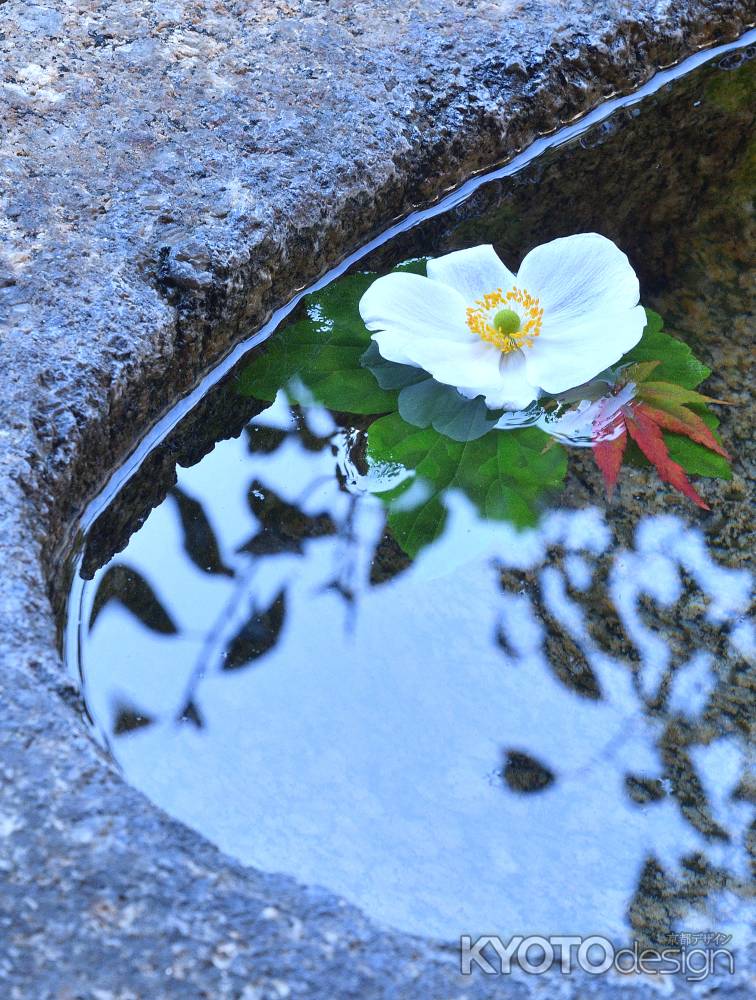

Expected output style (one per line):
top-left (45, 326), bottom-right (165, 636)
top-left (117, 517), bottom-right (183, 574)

top-left (492, 308), bottom-right (521, 336)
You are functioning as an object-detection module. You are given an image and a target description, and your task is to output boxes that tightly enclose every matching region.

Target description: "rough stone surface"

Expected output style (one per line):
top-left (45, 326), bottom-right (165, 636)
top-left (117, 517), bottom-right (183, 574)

top-left (0, 2), bottom-right (752, 997)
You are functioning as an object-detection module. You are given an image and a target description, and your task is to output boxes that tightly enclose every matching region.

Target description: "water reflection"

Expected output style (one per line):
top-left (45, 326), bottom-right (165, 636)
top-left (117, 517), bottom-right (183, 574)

top-left (75, 392), bottom-right (753, 945)
top-left (64, 43), bottom-right (755, 953)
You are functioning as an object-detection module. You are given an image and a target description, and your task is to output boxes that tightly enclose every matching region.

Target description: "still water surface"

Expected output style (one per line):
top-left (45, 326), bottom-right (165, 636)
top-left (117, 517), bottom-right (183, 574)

top-left (66, 40), bottom-right (754, 946)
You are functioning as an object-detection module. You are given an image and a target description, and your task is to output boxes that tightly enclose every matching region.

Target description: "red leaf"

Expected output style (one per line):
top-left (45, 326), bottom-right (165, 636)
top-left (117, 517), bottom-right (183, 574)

top-left (591, 409), bottom-right (627, 498)
top-left (637, 403), bottom-right (730, 459)
top-left (625, 404), bottom-right (709, 510)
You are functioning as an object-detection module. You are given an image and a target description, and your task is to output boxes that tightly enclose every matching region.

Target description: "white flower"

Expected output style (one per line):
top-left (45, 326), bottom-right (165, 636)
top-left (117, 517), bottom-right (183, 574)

top-left (359, 234), bottom-right (646, 411)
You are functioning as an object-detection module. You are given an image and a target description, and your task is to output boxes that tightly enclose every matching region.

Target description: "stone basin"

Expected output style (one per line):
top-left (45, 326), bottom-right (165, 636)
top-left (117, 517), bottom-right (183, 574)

top-left (0, 2), bottom-right (753, 997)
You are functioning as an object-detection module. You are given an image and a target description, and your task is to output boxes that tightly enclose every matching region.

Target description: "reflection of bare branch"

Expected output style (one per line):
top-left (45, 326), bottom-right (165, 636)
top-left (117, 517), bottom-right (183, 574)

top-left (242, 480), bottom-right (336, 554)
top-left (174, 474), bottom-right (349, 721)
top-left (174, 559), bottom-right (259, 725)
top-left (319, 495), bottom-right (361, 630)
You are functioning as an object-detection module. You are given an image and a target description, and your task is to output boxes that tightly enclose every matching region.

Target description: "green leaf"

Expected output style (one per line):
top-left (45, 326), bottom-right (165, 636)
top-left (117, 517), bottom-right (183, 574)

top-left (666, 435), bottom-right (732, 479)
top-left (397, 379), bottom-right (503, 442)
top-left (392, 257), bottom-right (429, 276)
top-left (622, 360), bottom-right (662, 384)
top-left (367, 413), bottom-right (567, 556)
top-left (621, 309), bottom-right (710, 388)
top-left (638, 382), bottom-right (720, 406)
top-left (664, 411), bottom-right (732, 480)
top-left (237, 273), bottom-right (397, 414)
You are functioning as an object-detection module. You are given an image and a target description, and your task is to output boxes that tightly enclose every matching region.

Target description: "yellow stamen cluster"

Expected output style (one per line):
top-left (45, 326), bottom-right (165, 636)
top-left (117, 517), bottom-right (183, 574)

top-left (466, 286), bottom-right (543, 353)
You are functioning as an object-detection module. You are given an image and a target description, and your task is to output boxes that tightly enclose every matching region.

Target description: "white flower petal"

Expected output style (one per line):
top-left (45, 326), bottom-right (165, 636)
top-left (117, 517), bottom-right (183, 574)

top-left (392, 338), bottom-right (502, 390)
top-left (517, 233), bottom-right (640, 325)
top-left (460, 350), bottom-right (539, 410)
top-left (359, 272), bottom-right (471, 358)
top-left (426, 244), bottom-right (516, 304)
top-left (360, 236), bottom-right (645, 409)
top-left (360, 271), bottom-right (473, 340)
top-left (525, 305), bottom-right (647, 394)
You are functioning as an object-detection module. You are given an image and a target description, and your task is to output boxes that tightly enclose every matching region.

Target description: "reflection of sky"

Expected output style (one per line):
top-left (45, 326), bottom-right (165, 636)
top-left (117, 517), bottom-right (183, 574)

top-left (78, 399), bottom-right (753, 943)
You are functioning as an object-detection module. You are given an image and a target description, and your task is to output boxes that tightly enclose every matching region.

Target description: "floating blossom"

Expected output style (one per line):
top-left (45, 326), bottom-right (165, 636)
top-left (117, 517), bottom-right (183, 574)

top-left (359, 235), bottom-right (647, 410)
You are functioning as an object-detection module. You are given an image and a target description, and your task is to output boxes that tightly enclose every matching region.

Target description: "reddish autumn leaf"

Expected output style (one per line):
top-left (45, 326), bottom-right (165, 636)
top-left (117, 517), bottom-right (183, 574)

top-left (589, 363), bottom-right (731, 508)
top-left (591, 409), bottom-right (627, 497)
top-left (637, 403), bottom-right (730, 459)
top-left (624, 404), bottom-right (709, 510)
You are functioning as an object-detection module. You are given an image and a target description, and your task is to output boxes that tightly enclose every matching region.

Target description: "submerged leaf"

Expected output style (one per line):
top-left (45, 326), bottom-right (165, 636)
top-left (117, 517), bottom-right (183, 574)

top-left (592, 418), bottom-right (627, 498)
top-left (591, 316), bottom-right (732, 505)
top-left (636, 403), bottom-right (730, 459)
top-left (632, 375), bottom-right (732, 480)
top-left (360, 340), bottom-right (425, 390)
top-left (362, 340), bottom-right (505, 442)
top-left (397, 379), bottom-right (502, 442)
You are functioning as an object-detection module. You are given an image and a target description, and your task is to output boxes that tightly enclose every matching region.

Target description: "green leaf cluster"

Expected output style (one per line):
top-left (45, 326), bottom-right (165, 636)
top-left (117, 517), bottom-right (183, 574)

top-left (367, 415), bottom-right (567, 556)
top-left (621, 310), bottom-right (710, 388)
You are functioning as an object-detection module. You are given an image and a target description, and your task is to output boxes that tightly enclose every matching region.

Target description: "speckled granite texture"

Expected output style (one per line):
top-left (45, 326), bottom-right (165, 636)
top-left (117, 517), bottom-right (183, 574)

top-left (0, 2), bottom-right (752, 997)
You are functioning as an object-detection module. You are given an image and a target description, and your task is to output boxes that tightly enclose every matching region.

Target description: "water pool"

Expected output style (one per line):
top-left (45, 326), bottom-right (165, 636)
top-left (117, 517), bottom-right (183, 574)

top-left (64, 36), bottom-right (754, 954)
